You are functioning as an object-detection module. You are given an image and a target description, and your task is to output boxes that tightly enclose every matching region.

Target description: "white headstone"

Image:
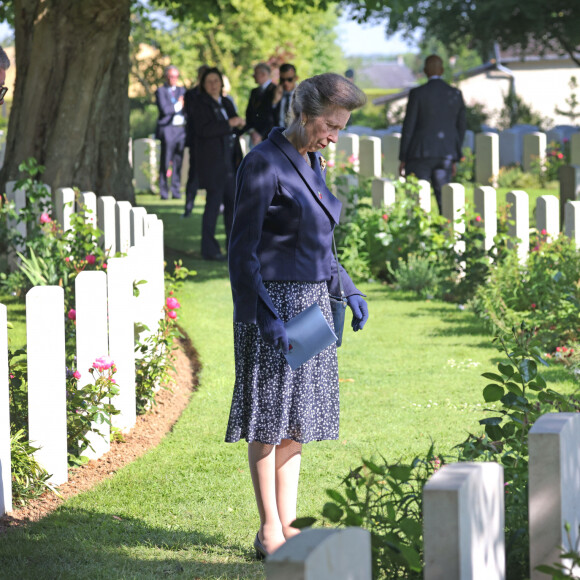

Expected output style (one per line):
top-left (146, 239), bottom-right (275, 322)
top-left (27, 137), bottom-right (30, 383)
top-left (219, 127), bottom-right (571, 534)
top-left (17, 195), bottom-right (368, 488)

top-left (133, 138), bottom-right (157, 191)
top-left (418, 179), bottom-right (432, 213)
top-left (115, 200), bottom-right (132, 255)
top-left (475, 133), bottom-right (499, 187)
top-left (5, 181), bottom-right (27, 266)
top-left (358, 137), bottom-right (381, 179)
top-left (371, 178), bottom-right (395, 208)
top-left (265, 527), bottom-right (371, 580)
top-left (97, 196), bottom-right (117, 256)
top-left (130, 206), bottom-right (147, 247)
top-left (334, 174), bottom-right (358, 222)
top-left (474, 186), bottom-right (497, 251)
top-left (523, 132), bottom-right (547, 173)
top-left (181, 145), bottom-right (190, 188)
top-left (337, 133), bottom-right (360, 173)
top-left (75, 271), bottom-right (110, 460)
top-left (27, 286), bottom-right (67, 485)
top-left (506, 190), bottom-right (530, 262)
top-left (499, 129), bottom-right (521, 167)
top-left (78, 191), bottom-right (97, 228)
top-left (0, 304), bottom-right (12, 515)
top-left (536, 195), bottom-right (560, 241)
top-left (529, 413), bottom-right (580, 580)
top-left (381, 133), bottom-right (401, 178)
top-left (107, 257), bottom-right (136, 431)
top-left (559, 165), bottom-right (580, 224)
top-left (442, 183), bottom-right (466, 255)
top-left (55, 187), bottom-right (75, 232)
top-left (423, 462), bottom-right (505, 580)
top-left (565, 200), bottom-right (580, 249)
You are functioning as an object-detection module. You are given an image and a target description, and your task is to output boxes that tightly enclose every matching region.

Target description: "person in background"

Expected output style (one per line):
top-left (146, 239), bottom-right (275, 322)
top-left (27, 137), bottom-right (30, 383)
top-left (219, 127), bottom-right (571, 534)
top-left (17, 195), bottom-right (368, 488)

top-left (155, 65), bottom-right (187, 200)
top-left (192, 67), bottom-right (245, 261)
top-left (272, 63), bottom-right (297, 129)
top-left (182, 64), bottom-right (209, 217)
top-left (0, 46), bottom-right (10, 106)
top-left (244, 63), bottom-right (277, 147)
top-left (398, 54), bottom-right (466, 213)
top-left (226, 73), bottom-right (369, 558)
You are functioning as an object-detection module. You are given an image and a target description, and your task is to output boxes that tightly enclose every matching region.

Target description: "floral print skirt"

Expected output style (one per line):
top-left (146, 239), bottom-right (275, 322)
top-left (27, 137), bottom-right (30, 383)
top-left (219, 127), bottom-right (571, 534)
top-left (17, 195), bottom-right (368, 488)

top-left (225, 281), bottom-right (339, 445)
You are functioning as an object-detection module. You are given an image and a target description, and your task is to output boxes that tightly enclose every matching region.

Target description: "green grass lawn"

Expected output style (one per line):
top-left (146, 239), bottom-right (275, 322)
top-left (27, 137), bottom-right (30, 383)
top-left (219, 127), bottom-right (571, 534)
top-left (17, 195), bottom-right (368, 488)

top-left (0, 194), bottom-right (577, 578)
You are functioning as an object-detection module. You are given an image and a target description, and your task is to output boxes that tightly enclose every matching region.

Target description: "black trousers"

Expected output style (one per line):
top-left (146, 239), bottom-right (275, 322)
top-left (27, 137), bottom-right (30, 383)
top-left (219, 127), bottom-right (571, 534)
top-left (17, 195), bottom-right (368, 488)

top-left (184, 148), bottom-right (198, 214)
top-left (201, 171), bottom-right (235, 258)
top-left (159, 125), bottom-right (186, 199)
top-left (405, 156), bottom-right (453, 214)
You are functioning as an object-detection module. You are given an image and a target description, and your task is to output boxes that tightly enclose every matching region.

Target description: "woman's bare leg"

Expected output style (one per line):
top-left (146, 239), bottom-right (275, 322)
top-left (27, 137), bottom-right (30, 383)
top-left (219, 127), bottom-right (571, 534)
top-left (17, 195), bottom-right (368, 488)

top-left (248, 442), bottom-right (286, 554)
top-left (275, 439), bottom-right (302, 540)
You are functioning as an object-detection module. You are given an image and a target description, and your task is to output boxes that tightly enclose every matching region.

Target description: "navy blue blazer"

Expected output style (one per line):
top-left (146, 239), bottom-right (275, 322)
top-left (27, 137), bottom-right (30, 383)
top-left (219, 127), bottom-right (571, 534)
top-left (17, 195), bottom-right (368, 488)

top-left (155, 84), bottom-right (186, 137)
top-left (399, 78), bottom-right (466, 163)
top-left (229, 127), bottom-right (361, 324)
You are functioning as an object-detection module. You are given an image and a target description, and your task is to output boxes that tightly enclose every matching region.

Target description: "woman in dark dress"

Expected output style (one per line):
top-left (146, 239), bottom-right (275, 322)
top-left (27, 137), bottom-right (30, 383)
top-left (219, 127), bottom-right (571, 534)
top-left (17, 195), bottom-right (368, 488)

top-left (226, 73), bottom-right (369, 558)
top-left (193, 67), bottom-right (245, 260)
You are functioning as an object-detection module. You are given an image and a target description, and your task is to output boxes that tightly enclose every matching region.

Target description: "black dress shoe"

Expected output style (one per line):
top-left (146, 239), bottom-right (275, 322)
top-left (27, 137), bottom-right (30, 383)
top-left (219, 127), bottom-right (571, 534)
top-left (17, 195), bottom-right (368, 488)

top-left (254, 533), bottom-right (267, 560)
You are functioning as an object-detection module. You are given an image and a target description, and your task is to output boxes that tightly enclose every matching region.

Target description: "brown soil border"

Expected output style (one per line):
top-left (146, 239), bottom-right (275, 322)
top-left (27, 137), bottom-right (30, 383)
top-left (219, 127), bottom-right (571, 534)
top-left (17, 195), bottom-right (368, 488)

top-left (0, 328), bottom-right (200, 534)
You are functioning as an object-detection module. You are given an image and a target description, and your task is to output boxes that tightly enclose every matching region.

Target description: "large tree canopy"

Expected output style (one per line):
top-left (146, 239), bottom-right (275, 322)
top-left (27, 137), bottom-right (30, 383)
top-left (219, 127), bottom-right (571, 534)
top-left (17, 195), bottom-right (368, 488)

top-left (343, 0), bottom-right (580, 66)
top-left (0, 0), bottom-right (329, 200)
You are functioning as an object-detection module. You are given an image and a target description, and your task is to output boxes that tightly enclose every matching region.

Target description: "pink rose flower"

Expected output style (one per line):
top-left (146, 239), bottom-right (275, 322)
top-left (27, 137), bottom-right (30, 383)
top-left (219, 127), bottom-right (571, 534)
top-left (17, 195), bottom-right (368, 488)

top-left (327, 159), bottom-right (335, 168)
top-left (93, 355), bottom-right (114, 371)
top-left (166, 297), bottom-right (181, 310)
top-left (85, 254), bottom-right (96, 265)
top-left (531, 303), bottom-right (536, 309)
top-left (102, 262), bottom-right (107, 269)
top-left (73, 370), bottom-right (81, 380)
top-left (541, 229), bottom-right (547, 235)
top-left (347, 154), bottom-right (358, 164)
top-left (40, 213), bottom-right (51, 224)
top-left (558, 153), bottom-right (564, 159)
top-left (475, 215), bottom-right (482, 222)
top-left (167, 310), bottom-right (177, 319)
top-left (382, 214), bottom-right (389, 221)
top-left (68, 308), bottom-right (76, 320)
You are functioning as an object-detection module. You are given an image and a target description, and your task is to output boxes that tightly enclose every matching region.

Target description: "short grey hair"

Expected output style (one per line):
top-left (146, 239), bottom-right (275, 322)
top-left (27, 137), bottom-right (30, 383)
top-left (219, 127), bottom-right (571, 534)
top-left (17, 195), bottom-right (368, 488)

top-left (0, 46), bottom-right (10, 70)
top-left (288, 73), bottom-right (366, 125)
top-left (254, 62), bottom-right (271, 75)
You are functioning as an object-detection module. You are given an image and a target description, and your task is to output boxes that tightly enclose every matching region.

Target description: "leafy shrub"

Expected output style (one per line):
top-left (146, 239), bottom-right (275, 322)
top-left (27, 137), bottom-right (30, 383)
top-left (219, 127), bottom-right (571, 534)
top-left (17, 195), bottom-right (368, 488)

top-left (454, 146), bottom-right (475, 184)
top-left (496, 164), bottom-right (541, 189)
top-left (530, 140), bottom-right (569, 187)
top-left (472, 234), bottom-right (580, 351)
top-left (389, 253), bottom-right (440, 297)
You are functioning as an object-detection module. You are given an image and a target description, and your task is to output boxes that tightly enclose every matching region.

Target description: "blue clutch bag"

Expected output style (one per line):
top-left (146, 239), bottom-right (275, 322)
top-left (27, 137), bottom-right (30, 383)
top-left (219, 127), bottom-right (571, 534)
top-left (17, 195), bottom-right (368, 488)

top-left (283, 303), bottom-right (337, 371)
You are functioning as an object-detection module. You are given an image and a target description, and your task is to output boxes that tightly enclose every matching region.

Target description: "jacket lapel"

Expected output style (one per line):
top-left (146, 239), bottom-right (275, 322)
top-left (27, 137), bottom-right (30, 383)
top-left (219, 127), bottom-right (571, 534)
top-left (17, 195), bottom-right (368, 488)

top-left (269, 128), bottom-right (342, 224)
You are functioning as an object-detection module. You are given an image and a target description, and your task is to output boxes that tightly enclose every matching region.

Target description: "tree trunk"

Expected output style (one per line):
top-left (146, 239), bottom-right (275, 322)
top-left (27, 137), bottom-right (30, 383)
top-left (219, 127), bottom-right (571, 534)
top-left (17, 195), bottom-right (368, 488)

top-left (0, 0), bottom-right (134, 202)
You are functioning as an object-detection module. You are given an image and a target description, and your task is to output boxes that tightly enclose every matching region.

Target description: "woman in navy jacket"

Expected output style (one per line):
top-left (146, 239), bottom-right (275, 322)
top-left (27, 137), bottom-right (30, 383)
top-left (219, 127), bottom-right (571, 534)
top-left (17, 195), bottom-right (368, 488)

top-left (225, 73), bottom-right (369, 558)
top-left (192, 67), bottom-right (245, 260)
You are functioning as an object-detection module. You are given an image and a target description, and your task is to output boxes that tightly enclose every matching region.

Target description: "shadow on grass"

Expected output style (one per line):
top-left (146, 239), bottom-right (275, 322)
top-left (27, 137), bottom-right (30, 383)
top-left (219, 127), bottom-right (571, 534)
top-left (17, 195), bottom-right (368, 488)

top-left (0, 507), bottom-right (261, 579)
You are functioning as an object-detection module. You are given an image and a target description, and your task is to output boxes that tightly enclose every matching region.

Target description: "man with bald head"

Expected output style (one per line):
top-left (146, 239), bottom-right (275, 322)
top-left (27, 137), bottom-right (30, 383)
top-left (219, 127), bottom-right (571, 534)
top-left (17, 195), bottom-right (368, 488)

top-left (0, 46), bottom-right (10, 106)
top-left (399, 54), bottom-right (466, 213)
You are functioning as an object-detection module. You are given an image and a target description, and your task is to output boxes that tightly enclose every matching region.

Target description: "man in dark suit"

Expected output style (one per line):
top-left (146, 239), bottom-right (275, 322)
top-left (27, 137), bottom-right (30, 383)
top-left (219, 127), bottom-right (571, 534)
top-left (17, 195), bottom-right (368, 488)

top-left (244, 63), bottom-right (277, 146)
top-left (182, 64), bottom-right (209, 217)
top-left (155, 65), bottom-right (186, 200)
top-left (399, 54), bottom-right (466, 213)
top-left (272, 63), bottom-right (297, 129)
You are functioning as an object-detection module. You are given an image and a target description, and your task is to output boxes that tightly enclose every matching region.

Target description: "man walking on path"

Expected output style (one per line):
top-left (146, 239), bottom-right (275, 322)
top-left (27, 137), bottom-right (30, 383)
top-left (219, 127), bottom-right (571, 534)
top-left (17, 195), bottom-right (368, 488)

top-left (399, 54), bottom-right (466, 213)
top-left (155, 65), bottom-right (187, 200)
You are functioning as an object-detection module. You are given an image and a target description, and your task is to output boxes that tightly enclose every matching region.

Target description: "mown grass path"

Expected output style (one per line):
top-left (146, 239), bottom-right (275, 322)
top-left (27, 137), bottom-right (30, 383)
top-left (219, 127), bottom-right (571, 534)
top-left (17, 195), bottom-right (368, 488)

top-left (0, 195), bottom-right (574, 579)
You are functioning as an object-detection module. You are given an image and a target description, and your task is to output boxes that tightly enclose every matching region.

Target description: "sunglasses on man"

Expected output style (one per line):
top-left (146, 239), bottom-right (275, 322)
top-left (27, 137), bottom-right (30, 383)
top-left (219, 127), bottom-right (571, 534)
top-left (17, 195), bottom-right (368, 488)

top-left (280, 77), bottom-right (295, 84)
top-left (0, 86), bottom-right (7, 100)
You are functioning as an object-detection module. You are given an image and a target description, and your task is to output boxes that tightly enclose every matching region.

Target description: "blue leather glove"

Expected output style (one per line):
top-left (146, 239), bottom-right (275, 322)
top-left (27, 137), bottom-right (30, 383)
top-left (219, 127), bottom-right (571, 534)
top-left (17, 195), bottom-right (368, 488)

top-left (347, 295), bottom-right (369, 332)
top-left (256, 299), bottom-right (289, 354)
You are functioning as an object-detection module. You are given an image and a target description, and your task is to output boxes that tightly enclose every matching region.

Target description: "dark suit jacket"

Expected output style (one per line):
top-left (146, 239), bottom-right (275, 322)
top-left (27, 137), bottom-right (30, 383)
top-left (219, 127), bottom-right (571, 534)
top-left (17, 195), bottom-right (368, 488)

top-left (155, 84), bottom-right (186, 139)
top-left (399, 78), bottom-right (466, 163)
top-left (192, 92), bottom-right (243, 190)
top-left (229, 127), bottom-right (361, 324)
top-left (184, 86), bottom-right (201, 149)
top-left (244, 83), bottom-right (277, 140)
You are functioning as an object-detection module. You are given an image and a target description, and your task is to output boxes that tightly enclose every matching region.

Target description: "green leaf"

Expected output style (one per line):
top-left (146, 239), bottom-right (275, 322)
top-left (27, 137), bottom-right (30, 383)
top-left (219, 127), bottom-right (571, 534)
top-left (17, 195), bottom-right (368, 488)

top-left (388, 465), bottom-right (412, 481)
top-left (519, 359), bottom-right (537, 382)
top-left (479, 417), bottom-right (503, 426)
top-left (397, 544), bottom-right (422, 572)
top-left (325, 489), bottom-right (346, 505)
top-left (363, 459), bottom-right (384, 475)
top-left (481, 372), bottom-right (505, 383)
top-left (322, 502), bottom-right (343, 523)
top-left (505, 382), bottom-right (523, 397)
top-left (485, 424), bottom-right (503, 441)
top-left (291, 517), bottom-right (316, 529)
top-left (483, 384), bottom-right (504, 402)
top-left (497, 363), bottom-right (514, 377)
top-left (535, 375), bottom-right (547, 389)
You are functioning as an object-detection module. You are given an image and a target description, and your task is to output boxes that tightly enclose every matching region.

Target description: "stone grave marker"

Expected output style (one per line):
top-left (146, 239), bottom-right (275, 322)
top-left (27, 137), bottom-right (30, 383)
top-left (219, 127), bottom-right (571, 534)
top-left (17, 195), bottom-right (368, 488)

top-left (133, 138), bottom-right (157, 191)
top-left (55, 187), bottom-right (75, 232)
top-left (115, 200), bottom-right (132, 255)
top-left (442, 183), bottom-right (466, 255)
top-left (506, 190), bottom-right (529, 262)
top-left (536, 195), bottom-right (560, 241)
top-left (475, 133), bottom-right (499, 187)
top-left (337, 133), bottom-right (359, 172)
top-left (371, 178), bottom-right (395, 208)
top-left (565, 200), bottom-right (580, 249)
top-left (418, 179), bottom-right (431, 213)
top-left (97, 196), bottom-right (117, 256)
top-left (474, 186), bottom-right (497, 251)
top-left (0, 304), bottom-right (11, 515)
top-left (570, 133), bottom-right (580, 167)
top-left (381, 133), bottom-right (401, 178)
top-left (130, 206), bottom-right (147, 247)
top-left (523, 132), bottom-right (547, 173)
top-left (359, 137), bottom-right (381, 178)
top-left (78, 191), bottom-right (97, 228)
top-left (559, 165), bottom-right (580, 225)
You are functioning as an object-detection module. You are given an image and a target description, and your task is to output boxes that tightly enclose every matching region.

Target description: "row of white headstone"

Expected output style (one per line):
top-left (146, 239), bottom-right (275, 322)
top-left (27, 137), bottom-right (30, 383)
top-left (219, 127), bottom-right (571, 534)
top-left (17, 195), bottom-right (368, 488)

top-left (0, 186), bottom-right (165, 516)
top-left (367, 178), bottom-right (580, 265)
top-left (265, 412), bottom-right (580, 580)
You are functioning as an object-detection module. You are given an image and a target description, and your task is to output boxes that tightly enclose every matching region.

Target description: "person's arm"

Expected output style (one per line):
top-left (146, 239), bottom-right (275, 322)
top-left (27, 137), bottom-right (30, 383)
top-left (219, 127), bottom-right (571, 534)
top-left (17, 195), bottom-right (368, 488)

top-left (156, 87), bottom-right (176, 119)
top-left (193, 98), bottom-right (241, 139)
top-left (399, 89), bottom-right (418, 165)
top-left (456, 91), bottom-right (467, 161)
